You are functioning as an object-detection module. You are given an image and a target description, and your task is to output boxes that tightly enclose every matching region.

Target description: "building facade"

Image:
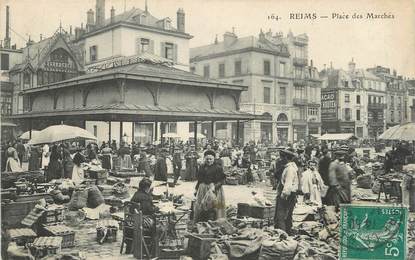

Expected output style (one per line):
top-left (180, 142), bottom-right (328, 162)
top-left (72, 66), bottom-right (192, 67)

top-left (190, 29), bottom-right (321, 144)
top-left (320, 60), bottom-right (387, 139)
top-left (406, 80), bottom-right (415, 123)
top-left (367, 66), bottom-right (406, 128)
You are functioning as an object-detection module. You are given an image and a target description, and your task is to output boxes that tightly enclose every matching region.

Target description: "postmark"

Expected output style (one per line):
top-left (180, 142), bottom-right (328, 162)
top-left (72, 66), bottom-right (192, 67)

top-left (339, 204), bottom-right (408, 260)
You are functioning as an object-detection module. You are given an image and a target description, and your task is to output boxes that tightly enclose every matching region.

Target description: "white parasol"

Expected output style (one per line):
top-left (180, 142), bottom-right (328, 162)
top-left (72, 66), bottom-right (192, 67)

top-left (28, 125), bottom-right (97, 145)
top-left (378, 123), bottom-right (415, 141)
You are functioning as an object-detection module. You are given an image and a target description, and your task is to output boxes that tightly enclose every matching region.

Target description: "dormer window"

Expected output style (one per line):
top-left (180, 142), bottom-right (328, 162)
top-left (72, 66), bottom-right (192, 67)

top-left (165, 19), bottom-right (171, 30)
top-left (23, 71), bottom-right (31, 89)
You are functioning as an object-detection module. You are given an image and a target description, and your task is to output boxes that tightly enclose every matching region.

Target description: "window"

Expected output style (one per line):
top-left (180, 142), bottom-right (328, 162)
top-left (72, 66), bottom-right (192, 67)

top-left (308, 107), bottom-right (318, 116)
top-left (397, 97), bottom-right (402, 108)
top-left (390, 96), bottom-right (394, 108)
top-left (390, 111), bottom-right (394, 122)
top-left (279, 62), bottom-right (286, 77)
top-left (263, 87), bottom-right (271, 103)
top-left (299, 107), bottom-right (306, 120)
top-left (1, 53), bottom-right (10, 70)
top-left (295, 86), bottom-right (305, 99)
top-left (23, 71), bottom-right (31, 89)
top-left (263, 60), bottom-right (270, 75)
top-left (89, 45), bottom-right (98, 62)
top-left (368, 80), bottom-right (372, 88)
top-left (279, 85), bottom-right (287, 105)
top-left (344, 108), bottom-right (351, 121)
top-left (345, 94), bottom-right (350, 103)
top-left (234, 60), bottom-right (242, 76)
top-left (219, 63), bottom-right (225, 78)
top-left (356, 109), bottom-right (361, 121)
top-left (344, 81), bottom-right (349, 88)
top-left (93, 125), bottom-right (98, 137)
top-left (203, 65), bottom-right (210, 78)
top-left (190, 66), bottom-right (195, 73)
top-left (356, 127), bottom-right (363, 138)
top-left (356, 95), bottom-right (361, 104)
top-left (164, 42), bottom-right (174, 60)
top-left (140, 38), bottom-right (150, 53)
top-left (168, 122), bottom-right (177, 133)
top-left (398, 111), bottom-right (401, 120)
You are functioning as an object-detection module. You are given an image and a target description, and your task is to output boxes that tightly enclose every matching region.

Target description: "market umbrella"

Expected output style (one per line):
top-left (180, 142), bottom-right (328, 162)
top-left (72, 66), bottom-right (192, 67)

top-left (187, 132), bottom-right (206, 139)
top-left (378, 124), bottom-right (400, 140)
top-left (379, 122), bottom-right (415, 141)
top-left (19, 130), bottom-right (41, 140)
top-left (28, 125), bottom-right (97, 145)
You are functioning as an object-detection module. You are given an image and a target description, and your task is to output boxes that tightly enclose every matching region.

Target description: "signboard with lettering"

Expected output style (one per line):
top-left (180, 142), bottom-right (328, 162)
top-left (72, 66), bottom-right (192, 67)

top-left (321, 90), bottom-right (338, 121)
top-left (339, 204), bottom-right (407, 260)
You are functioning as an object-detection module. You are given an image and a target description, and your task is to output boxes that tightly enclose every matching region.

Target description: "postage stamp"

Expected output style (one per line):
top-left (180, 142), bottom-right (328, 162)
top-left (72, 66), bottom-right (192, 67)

top-left (339, 204), bottom-right (408, 260)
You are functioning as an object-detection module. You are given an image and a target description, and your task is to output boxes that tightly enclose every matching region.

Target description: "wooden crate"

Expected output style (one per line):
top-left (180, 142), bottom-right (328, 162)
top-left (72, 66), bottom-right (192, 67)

top-left (7, 228), bottom-right (37, 246)
top-left (1, 200), bottom-right (38, 228)
top-left (186, 233), bottom-right (217, 260)
top-left (88, 169), bottom-right (108, 179)
top-left (250, 205), bottom-right (275, 219)
top-left (96, 219), bottom-right (119, 244)
top-left (28, 236), bottom-right (62, 259)
top-left (42, 224), bottom-right (75, 248)
top-left (40, 206), bottom-right (66, 224)
top-left (237, 203), bottom-right (251, 218)
top-left (226, 177), bottom-right (239, 185)
top-left (96, 177), bottom-right (107, 185)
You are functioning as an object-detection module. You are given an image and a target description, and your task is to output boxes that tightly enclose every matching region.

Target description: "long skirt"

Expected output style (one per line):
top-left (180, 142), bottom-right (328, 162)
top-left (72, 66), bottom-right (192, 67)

top-left (6, 158), bottom-right (23, 172)
top-left (325, 185), bottom-right (351, 209)
top-left (48, 161), bottom-right (63, 181)
top-left (28, 155), bottom-right (40, 171)
top-left (63, 160), bottom-right (74, 179)
top-left (101, 154), bottom-right (112, 170)
top-left (120, 154), bottom-right (133, 169)
top-left (193, 183), bottom-right (226, 223)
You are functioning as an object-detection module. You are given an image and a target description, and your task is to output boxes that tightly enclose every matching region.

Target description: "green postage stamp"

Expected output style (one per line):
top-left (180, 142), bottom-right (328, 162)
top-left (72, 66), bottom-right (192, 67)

top-left (339, 204), bottom-right (408, 260)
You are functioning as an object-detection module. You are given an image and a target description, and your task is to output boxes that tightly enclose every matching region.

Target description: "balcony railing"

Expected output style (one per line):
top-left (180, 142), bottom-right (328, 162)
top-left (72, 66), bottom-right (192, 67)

top-left (368, 103), bottom-right (386, 110)
top-left (293, 57), bottom-right (307, 67)
top-left (307, 102), bottom-right (320, 107)
top-left (293, 98), bottom-right (307, 106)
top-left (293, 78), bottom-right (307, 86)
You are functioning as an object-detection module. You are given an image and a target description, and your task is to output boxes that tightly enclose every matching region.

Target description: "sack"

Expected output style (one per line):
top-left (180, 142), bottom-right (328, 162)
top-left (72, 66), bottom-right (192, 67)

top-left (68, 188), bottom-right (88, 210)
top-left (87, 185), bottom-right (105, 208)
top-left (356, 174), bottom-right (372, 189)
top-left (201, 188), bottom-right (217, 211)
top-left (259, 238), bottom-right (298, 260)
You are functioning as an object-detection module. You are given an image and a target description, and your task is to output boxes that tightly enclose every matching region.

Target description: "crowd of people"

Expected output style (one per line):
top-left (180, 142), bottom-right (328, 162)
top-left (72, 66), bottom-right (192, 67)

top-left (3, 135), bottom-right (414, 236)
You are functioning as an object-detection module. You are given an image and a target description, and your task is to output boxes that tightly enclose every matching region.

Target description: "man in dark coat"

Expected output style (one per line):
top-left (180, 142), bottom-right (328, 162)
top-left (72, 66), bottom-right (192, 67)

top-left (154, 149), bottom-right (168, 181)
top-left (172, 146), bottom-right (183, 184)
top-left (15, 140), bottom-right (26, 167)
top-left (185, 144), bottom-right (199, 181)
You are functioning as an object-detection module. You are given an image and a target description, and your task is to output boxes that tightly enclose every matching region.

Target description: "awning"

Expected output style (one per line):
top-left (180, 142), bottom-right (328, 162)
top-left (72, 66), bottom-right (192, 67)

top-left (318, 133), bottom-right (358, 141)
top-left (10, 103), bottom-right (259, 122)
top-left (1, 122), bottom-right (17, 127)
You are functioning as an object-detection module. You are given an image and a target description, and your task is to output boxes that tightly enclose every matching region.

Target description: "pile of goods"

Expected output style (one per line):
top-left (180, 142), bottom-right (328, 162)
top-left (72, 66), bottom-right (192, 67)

top-left (225, 168), bottom-right (248, 185)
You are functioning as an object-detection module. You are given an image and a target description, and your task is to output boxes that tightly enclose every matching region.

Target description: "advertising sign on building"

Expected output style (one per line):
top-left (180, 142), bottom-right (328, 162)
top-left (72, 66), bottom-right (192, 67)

top-left (321, 90), bottom-right (338, 121)
top-left (339, 204), bottom-right (407, 260)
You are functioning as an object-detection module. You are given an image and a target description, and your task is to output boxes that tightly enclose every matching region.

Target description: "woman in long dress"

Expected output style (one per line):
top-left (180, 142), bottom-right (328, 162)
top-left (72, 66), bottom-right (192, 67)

top-left (28, 146), bottom-right (41, 171)
top-left (61, 145), bottom-right (74, 179)
top-left (193, 150), bottom-right (226, 223)
top-left (47, 145), bottom-right (63, 181)
top-left (72, 149), bottom-right (86, 185)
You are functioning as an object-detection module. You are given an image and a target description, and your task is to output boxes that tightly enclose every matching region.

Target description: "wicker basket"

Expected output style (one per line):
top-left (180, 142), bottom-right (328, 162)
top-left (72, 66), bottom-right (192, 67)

top-left (40, 206), bottom-right (66, 224)
top-left (42, 224), bottom-right (75, 248)
top-left (28, 236), bottom-right (62, 259)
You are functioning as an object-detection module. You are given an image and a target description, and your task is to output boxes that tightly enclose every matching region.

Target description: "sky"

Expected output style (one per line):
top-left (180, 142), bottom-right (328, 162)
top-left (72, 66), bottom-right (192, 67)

top-left (1, 0), bottom-right (415, 77)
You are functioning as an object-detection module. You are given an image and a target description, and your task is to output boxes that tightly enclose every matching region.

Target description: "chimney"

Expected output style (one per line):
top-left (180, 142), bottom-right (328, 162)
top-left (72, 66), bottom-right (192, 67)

top-left (69, 26), bottom-right (72, 35)
top-left (86, 9), bottom-right (95, 32)
top-left (310, 59), bottom-right (313, 67)
top-left (26, 35), bottom-right (34, 46)
top-left (40, 34), bottom-right (43, 41)
top-left (348, 58), bottom-right (356, 72)
top-left (177, 8), bottom-right (185, 33)
top-left (214, 34), bottom-right (218, 44)
top-left (4, 6), bottom-right (11, 49)
top-left (95, 0), bottom-right (106, 27)
top-left (223, 28), bottom-right (237, 47)
top-left (110, 6), bottom-right (115, 23)
top-left (258, 29), bottom-right (265, 41)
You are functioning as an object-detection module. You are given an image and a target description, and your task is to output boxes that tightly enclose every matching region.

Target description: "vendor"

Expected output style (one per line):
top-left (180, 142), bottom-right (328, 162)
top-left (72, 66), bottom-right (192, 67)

top-left (193, 150), bottom-right (226, 223)
top-left (129, 178), bottom-right (158, 253)
top-left (72, 148), bottom-right (86, 185)
top-left (326, 150), bottom-right (352, 210)
top-left (274, 149), bottom-right (298, 235)
top-left (5, 146), bottom-right (23, 172)
top-left (101, 143), bottom-right (113, 170)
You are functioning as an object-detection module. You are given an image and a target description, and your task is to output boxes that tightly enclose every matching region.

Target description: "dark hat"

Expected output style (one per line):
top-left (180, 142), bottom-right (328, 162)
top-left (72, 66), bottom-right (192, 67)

top-left (279, 149), bottom-right (297, 158)
top-left (340, 145), bottom-right (349, 151)
top-left (308, 160), bottom-right (318, 166)
top-left (204, 149), bottom-right (215, 157)
top-left (334, 149), bottom-right (347, 155)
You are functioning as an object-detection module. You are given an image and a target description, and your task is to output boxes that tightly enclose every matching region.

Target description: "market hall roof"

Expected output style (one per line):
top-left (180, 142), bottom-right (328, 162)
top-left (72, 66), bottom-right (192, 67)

top-left (21, 53), bottom-right (248, 94)
top-left (10, 29), bottom-right (84, 73)
top-left (10, 103), bottom-right (260, 122)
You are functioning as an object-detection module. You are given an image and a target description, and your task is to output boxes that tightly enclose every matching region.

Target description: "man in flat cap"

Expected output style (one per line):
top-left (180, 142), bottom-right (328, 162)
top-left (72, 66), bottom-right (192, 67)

top-left (274, 149), bottom-right (299, 234)
top-left (173, 146), bottom-right (183, 184)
